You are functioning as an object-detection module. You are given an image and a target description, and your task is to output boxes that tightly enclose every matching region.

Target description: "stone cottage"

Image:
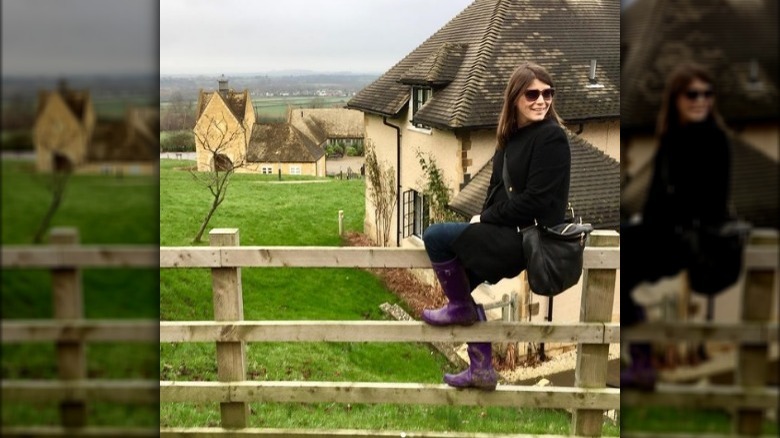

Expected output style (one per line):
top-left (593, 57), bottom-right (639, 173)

top-left (348, 0), bottom-right (621, 341)
top-left (33, 81), bottom-right (157, 174)
top-left (194, 78), bottom-right (363, 176)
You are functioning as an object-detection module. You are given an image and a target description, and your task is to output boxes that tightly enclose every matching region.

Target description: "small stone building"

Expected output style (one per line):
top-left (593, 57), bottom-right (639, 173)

top-left (347, 0), bottom-right (622, 344)
top-left (194, 78), bottom-right (363, 176)
top-left (33, 81), bottom-right (158, 174)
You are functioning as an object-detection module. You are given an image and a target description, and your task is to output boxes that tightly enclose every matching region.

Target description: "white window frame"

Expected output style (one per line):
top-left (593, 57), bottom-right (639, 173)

top-left (261, 166), bottom-right (273, 175)
top-left (290, 165), bottom-right (301, 175)
top-left (402, 189), bottom-right (430, 239)
top-left (409, 86), bottom-right (433, 132)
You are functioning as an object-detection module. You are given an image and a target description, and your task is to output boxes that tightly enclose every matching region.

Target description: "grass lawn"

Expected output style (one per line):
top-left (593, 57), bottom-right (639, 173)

top-left (159, 158), bottom-right (619, 435)
top-left (622, 406), bottom-right (778, 436)
top-left (1, 159), bottom-right (159, 427)
top-left (160, 96), bottom-right (349, 123)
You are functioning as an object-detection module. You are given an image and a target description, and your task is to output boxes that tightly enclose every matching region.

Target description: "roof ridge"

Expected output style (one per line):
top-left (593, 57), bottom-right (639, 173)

top-left (47, 91), bottom-right (82, 126)
top-left (56, 89), bottom-right (90, 124)
top-left (451, 0), bottom-right (510, 127)
top-left (213, 90), bottom-right (243, 126)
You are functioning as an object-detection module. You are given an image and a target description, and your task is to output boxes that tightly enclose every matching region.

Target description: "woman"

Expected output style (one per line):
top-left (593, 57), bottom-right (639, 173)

top-left (621, 62), bottom-right (732, 389)
top-left (421, 62), bottom-right (571, 390)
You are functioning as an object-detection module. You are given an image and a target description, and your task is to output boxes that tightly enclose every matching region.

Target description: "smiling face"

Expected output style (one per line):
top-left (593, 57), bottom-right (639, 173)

top-left (516, 78), bottom-right (553, 127)
top-left (676, 77), bottom-right (714, 124)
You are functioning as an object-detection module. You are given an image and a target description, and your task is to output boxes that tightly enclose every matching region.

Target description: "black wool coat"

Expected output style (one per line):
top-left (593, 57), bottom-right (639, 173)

top-left (452, 119), bottom-right (571, 283)
top-left (643, 120), bottom-right (731, 229)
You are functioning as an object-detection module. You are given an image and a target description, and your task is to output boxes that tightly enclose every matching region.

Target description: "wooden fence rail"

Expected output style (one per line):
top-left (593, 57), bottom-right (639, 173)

top-left (622, 229), bottom-right (778, 437)
top-left (4, 226), bottom-right (776, 437)
top-left (1, 227), bottom-right (159, 438)
top-left (153, 228), bottom-right (621, 437)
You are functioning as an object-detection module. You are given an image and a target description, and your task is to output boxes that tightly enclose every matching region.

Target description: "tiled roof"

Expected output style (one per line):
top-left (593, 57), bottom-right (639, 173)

top-left (247, 123), bottom-right (325, 163)
top-left (288, 108), bottom-right (364, 143)
top-left (621, 0), bottom-right (779, 130)
top-left (730, 138), bottom-right (778, 228)
top-left (621, 137), bottom-right (778, 228)
top-left (87, 118), bottom-right (160, 162)
top-left (197, 90), bottom-right (249, 125)
top-left (348, 0), bottom-right (620, 129)
top-left (88, 120), bottom-right (126, 161)
top-left (36, 89), bottom-right (90, 122)
top-left (450, 130), bottom-right (620, 229)
top-left (399, 42), bottom-right (468, 87)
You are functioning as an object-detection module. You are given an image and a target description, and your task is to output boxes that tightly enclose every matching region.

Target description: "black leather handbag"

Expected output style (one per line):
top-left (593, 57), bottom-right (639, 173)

top-left (520, 221), bottom-right (594, 296)
top-left (502, 153), bottom-right (593, 296)
top-left (685, 220), bottom-right (750, 296)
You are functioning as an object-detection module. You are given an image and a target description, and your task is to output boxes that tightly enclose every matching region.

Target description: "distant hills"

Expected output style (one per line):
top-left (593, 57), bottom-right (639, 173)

top-left (1, 71), bottom-right (378, 104)
top-left (162, 70), bottom-right (382, 78)
top-left (2, 74), bottom-right (158, 100)
top-left (160, 73), bottom-right (379, 102)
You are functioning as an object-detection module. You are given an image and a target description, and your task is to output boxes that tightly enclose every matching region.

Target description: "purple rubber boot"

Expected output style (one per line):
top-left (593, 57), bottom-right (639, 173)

top-left (422, 258), bottom-right (479, 326)
top-left (620, 343), bottom-right (657, 391)
top-left (443, 305), bottom-right (498, 390)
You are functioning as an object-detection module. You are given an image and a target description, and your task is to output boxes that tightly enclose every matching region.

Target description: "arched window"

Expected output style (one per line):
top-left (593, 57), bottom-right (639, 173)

top-left (214, 154), bottom-right (233, 171)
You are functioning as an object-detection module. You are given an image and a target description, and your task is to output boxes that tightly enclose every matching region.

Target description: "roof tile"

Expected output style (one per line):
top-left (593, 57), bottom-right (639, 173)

top-left (348, 0), bottom-right (620, 128)
top-left (450, 130), bottom-right (620, 229)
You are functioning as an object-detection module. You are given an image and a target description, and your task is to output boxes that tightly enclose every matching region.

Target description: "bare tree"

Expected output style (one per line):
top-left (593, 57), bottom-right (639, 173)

top-left (162, 91), bottom-right (196, 131)
top-left (33, 157), bottom-right (72, 244)
top-left (364, 141), bottom-right (397, 247)
top-left (190, 115), bottom-right (246, 243)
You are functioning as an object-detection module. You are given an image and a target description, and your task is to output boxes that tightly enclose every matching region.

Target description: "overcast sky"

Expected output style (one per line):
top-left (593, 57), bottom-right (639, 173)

top-left (1, 0), bottom-right (157, 77)
top-left (160, 0), bottom-right (475, 76)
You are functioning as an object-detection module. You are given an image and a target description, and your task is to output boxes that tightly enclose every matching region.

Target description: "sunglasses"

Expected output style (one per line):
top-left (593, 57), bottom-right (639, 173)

top-left (683, 89), bottom-right (714, 100)
top-left (524, 88), bottom-right (555, 102)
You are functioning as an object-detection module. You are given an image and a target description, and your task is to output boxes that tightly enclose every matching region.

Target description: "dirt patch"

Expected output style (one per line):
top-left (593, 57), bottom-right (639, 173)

top-left (343, 231), bottom-right (444, 319)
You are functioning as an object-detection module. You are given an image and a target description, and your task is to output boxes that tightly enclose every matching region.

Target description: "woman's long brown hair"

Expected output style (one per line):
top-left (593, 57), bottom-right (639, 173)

top-left (656, 62), bottom-right (729, 137)
top-left (496, 62), bottom-right (563, 150)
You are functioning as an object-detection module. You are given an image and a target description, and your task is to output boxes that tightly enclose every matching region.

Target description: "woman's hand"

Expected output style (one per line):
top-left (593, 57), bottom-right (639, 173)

top-left (470, 214), bottom-right (481, 224)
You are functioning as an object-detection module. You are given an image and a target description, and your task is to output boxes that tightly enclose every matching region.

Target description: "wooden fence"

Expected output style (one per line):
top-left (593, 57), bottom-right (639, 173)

top-left (622, 229), bottom-right (779, 437)
top-left (153, 228), bottom-right (621, 437)
top-left (1, 227), bottom-right (160, 437)
top-left (4, 226), bottom-right (773, 437)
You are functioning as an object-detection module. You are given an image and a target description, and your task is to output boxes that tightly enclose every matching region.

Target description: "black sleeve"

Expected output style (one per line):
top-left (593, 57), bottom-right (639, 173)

top-left (480, 125), bottom-right (570, 226)
top-left (482, 151), bottom-right (502, 207)
top-left (698, 131), bottom-right (731, 222)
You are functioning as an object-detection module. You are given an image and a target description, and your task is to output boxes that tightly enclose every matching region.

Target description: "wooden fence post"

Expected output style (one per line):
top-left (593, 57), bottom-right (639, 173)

top-left (50, 227), bottom-right (86, 428)
top-left (572, 230), bottom-right (619, 436)
top-left (735, 230), bottom-right (777, 435)
top-left (210, 228), bottom-right (249, 428)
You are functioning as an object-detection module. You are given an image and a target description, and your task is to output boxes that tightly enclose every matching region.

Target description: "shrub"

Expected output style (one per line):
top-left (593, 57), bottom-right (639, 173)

top-left (1, 131), bottom-right (33, 151)
top-left (325, 143), bottom-right (343, 158)
top-left (161, 131), bottom-right (195, 152)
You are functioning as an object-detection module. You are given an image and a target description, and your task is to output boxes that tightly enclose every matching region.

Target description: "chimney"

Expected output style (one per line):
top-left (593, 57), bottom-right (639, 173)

top-left (749, 59), bottom-right (759, 83)
top-left (585, 59), bottom-right (604, 89)
top-left (218, 74), bottom-right (229, 97)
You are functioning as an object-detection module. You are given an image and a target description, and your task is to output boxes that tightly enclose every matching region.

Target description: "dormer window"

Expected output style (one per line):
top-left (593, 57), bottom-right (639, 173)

top-left (411, 86), bottom-right (432, 129)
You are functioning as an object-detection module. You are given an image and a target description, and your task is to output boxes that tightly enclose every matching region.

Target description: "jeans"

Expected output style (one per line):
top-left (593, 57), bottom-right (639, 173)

top-left (422, 222), bottom-right (485, 291)
top-left (621, 221), bottom-right (688, 326)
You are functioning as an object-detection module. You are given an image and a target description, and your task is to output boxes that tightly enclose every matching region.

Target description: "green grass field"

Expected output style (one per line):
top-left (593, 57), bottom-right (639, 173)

top-left (1, 159), bottom-right (159, 427)
top-left (4, 158), bottom-right (771, 434)
top-left (159, 158), bottom-right (618, 435)
top-left (161, 96), bottom-right (349, 123)
top-left (93, 96), bottom-right (157, 120)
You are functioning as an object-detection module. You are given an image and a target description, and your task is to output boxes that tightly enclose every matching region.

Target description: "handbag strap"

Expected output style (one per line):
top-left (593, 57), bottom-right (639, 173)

top-left (502, 150), bottom-right (514, 199)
